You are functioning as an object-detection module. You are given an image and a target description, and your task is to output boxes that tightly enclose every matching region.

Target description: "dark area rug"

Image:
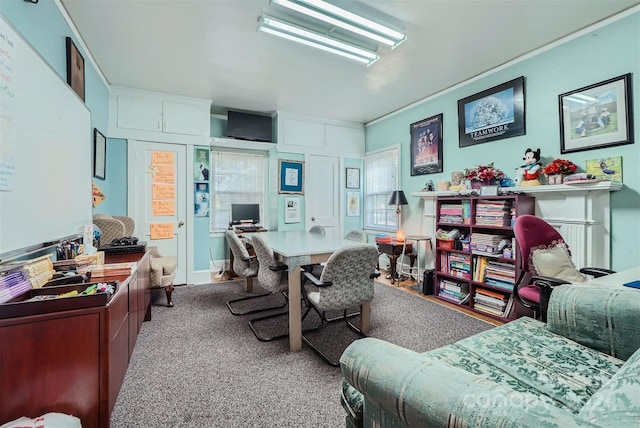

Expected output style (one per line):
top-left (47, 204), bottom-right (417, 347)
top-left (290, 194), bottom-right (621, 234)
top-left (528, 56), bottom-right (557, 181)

top-left (111, 280), bottom-right (492, 428)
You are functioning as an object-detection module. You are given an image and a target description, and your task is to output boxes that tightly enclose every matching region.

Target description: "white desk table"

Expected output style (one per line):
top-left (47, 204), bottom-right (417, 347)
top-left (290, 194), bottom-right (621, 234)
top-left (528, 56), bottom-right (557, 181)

top-left (245, 231), bottom-right (376, 351)
top-left (588, 266), bottom-right (640, 288)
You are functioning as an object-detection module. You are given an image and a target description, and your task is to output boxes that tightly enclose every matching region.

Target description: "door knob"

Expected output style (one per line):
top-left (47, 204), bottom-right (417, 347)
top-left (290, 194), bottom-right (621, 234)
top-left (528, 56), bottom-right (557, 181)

top-left (178, 221), bottom-right (185, 228)
top-left (311, 217), bottom-right (316, 222)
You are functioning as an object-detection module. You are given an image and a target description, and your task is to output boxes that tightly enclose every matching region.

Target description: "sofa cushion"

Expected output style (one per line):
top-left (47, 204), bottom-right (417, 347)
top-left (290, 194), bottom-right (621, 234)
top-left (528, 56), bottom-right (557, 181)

top-left (578, 347), bottom-right (640, 426)
top-left (429, 317), bottom-right (624, 414)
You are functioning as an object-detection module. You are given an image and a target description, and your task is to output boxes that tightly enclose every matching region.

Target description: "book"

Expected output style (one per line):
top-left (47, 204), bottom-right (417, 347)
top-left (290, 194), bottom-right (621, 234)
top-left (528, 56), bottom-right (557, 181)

top-left (90, 262), bottom-right (137, 278)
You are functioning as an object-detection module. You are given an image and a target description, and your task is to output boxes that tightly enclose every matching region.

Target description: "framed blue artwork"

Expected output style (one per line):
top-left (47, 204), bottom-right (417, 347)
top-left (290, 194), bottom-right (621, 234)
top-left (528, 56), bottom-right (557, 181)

top-left (278, 159), bottom-right (304, 194)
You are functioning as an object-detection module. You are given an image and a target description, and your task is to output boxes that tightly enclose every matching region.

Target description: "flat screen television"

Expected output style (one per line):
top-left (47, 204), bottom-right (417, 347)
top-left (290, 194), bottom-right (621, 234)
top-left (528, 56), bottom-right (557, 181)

top-left (230, 203), bottom-right (260, 225)
top-left (226, 110), bottom-right (273, 142)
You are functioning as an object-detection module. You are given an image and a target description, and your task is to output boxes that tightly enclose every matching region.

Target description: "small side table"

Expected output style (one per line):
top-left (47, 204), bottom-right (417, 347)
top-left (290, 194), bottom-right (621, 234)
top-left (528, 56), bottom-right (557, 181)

top-left (376, 239), bottom-right (415, 285)
top-left (399, 235), bottom-right (432, 285)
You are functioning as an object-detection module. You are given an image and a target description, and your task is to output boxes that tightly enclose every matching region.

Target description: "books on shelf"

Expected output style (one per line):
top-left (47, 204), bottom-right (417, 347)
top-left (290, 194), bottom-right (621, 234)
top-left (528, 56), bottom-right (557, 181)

top-left (440, 252), bottom-right (471, 279)
top-left (473, 287), bottom-right (513, 318)
top-left (475, 200), bottom-right (513, 226)
top-left (438, 201), bottom-right (471, 224)
top-left (470, 233), bottom-right (509, 254)
top-left (438, 279), bottom-right (469, 304)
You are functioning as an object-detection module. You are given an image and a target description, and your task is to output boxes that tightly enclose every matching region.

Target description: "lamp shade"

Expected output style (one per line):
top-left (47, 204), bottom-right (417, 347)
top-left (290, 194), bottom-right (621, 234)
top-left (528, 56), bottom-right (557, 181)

top-left (388, 190), bottom-right (408, 206)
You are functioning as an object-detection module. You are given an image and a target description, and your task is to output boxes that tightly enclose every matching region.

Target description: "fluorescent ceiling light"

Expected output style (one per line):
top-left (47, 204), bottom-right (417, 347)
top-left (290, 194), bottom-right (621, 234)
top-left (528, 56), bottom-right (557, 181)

top-left (272, 0), bottom-right (406, 48)
top-left (258, 15), bottom-right (379, 65)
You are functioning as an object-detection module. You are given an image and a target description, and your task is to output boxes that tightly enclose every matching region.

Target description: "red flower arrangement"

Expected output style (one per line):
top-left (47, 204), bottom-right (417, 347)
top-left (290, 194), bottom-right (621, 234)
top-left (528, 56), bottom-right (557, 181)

top-left (464, 162), bottom-right (505, 182)
top-left (542, 159), bottom-right (577, 175)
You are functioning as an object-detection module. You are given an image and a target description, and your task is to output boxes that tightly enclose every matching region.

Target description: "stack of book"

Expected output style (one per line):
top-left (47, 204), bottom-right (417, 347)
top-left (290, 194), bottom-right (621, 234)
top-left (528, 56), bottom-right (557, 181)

top-left (475, 200), bottom-right (512, 226)
top-left (474, 288), bottom-right (511, 317)
top-left (470, 233), bottom-right (509, 254)
top-left (438, 279), bottom-right (470, 304)
top-left (16, 255), bottom-right (55, 289)
top-left (90, 262), bottom-right (137, 278)
top-left (484, 260), bottom-right (515, 292)
top-left (0, 270), bottom-right (31, 304)
top-left (440, 252), bottom-right (471, 279)
top-left (438, 201), bottom-right (471, 224)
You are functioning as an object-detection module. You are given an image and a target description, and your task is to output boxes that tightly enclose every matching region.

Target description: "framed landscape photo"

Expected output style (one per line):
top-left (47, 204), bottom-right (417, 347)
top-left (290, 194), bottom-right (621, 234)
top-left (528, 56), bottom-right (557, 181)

top-left (410, 113), bottom-right (443, 175)
top-left (457, 76), bottom-right (525, 147)
top-left (66, 37), bottom-right (85, 101)
top-left (278, 159), bottom-right (304, 194)
top-left (559, 74), bottom-right (633, 154)
top-left (93, 128), bottom-right (106, 180)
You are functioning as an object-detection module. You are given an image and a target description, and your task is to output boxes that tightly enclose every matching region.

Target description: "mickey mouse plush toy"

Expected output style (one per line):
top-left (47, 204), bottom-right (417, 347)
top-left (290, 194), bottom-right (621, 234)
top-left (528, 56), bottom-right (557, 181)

top-left (518, 148), bottom-right (541, 186)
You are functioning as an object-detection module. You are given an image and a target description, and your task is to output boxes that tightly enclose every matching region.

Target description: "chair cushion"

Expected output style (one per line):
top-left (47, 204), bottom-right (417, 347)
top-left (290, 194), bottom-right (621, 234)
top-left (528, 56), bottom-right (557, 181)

top-left (151, 255), bottom-right (177, 275)
top-left (518, 284), bottom-right (540, 303)
top-left (530, 242), bottom-right (587, 283)
top-left (578, 346), bottom-right (640, 425)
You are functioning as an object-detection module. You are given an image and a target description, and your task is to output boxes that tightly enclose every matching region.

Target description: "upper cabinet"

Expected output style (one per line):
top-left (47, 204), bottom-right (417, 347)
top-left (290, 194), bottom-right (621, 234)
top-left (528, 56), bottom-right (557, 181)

top-left (109, 87), bottom-right (211, 144)
top-left (276, 111), bottom-right (364, 157)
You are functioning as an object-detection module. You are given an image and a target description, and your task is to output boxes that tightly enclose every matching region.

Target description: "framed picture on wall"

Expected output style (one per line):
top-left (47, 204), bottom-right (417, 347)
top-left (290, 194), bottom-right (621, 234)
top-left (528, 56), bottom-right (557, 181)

top-left (66, 37), bottom-right (85, 102)
top-left (559, 74), bottom-right (633, 153)
top-left (346, 168), bottom-right (360, 188)
top-left (410, 114), bottom-right (443, 175)
top-left (278, 159), bottom-right (304, 194)
top-left (457, 76), bottom-right (525, 147)
top-left (346, 192), bottom-right (359, 216)
top-left (93, 128), bottom-right (106, 180)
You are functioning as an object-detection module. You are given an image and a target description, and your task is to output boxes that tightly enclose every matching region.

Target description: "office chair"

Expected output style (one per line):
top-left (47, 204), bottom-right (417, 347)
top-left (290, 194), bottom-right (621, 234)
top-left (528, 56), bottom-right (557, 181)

top-left (301, 244), bottom-right (380, 366)
top-left (344, 230), bottom-right (368, 243)
top-left (513, 215), bottom-right (615, 321)
top-left (309, 225), bottom-right (326, 236)
top-left (225, 231), bottom-right (286, 316)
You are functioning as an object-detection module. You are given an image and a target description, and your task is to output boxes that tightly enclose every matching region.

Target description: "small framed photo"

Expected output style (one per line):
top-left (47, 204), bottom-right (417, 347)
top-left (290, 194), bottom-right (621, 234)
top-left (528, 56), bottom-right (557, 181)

top-left (66, 37), bottom-right (85, 101)
top-left (93, 128), bottom-right (106, 180)
top-left (278, 159), bottom-right (304, 194)
top-left (346, 167), bottom-right (360, 188)
top-left (410, 114), bottom-right (443, 175)
top-left (457, 76), bottom-right (525, 147)
top-left (347, 192), bottom-right (360, 217)
top-left (559, 74), bottom-right (633, 153)
top-left (480, 185), bottom-right (498, 196)
top-left (285, 196), bottom-right (301, 223)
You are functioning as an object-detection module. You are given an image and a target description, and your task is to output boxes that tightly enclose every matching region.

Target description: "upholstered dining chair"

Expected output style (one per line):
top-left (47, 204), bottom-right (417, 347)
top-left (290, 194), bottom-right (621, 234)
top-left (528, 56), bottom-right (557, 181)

top-left (246, 234), bottom-right (292, 342)
top-left (344, 230), bottom-right (368, 243)
top-left (513, 214), bottom-right (615, 321)
top-left (225, 230), bottom-right (286, 316)
top-left (92, 214), bottom-right (135, 246)
top-left (301, 244), bottom-right (380, 366)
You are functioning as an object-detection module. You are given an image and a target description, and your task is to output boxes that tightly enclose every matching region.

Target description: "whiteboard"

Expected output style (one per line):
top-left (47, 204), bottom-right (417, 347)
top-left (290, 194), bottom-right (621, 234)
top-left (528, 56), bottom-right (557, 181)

top-left (0, 16), bottom-right (92, 257)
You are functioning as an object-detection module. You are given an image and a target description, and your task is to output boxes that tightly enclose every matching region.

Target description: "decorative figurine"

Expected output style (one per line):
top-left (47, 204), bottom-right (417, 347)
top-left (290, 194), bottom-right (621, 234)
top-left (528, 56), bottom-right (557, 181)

top-left (516, 148), bottom-right (541, 187)
top-left (450, 171), bottom-right (465, 191)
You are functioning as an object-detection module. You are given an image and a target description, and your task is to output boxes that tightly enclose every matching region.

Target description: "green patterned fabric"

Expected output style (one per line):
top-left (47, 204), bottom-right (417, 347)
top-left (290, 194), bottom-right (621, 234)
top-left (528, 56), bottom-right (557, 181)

top-left (547, 284), bottom-right (640, 361)
top-left (579, 347), bottom-right (640, 426)
top-left (340, 282), bottom-right (640, 428)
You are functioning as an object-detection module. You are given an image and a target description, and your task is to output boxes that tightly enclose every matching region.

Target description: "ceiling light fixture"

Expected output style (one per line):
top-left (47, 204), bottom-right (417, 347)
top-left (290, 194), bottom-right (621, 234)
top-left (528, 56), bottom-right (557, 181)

top-left (271, 0), bottom-right (406, 48)
top-left (258, 15), bottom-right (379, 66)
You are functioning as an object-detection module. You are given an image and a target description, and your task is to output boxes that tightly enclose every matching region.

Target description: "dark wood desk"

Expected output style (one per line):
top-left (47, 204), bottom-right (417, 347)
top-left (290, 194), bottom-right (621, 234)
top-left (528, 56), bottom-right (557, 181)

top-left (376, 240), bottom-right (415, 284)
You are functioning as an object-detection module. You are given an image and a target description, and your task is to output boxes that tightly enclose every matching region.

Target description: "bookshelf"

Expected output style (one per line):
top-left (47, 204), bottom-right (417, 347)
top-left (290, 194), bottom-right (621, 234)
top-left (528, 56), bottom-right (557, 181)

top-left (434, 195), bottom-right (535, 321)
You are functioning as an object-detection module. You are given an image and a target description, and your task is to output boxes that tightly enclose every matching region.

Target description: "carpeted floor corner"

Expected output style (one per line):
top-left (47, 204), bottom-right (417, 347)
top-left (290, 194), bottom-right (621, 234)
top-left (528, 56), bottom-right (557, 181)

top-left (110, 280), bottom-right (492, 427)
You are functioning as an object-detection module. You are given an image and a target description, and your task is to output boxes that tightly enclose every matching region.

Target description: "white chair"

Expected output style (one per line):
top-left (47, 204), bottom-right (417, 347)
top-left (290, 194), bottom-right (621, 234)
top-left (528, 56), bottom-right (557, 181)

top-left (301, 244), bottom-right (380, 366)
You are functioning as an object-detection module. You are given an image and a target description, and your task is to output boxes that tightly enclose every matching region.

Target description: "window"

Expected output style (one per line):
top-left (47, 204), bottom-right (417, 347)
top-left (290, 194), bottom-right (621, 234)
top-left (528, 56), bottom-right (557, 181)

top-left (364, 146), bottom-right (399, 231)
top-left (210, 150), bottom-right (266, 231)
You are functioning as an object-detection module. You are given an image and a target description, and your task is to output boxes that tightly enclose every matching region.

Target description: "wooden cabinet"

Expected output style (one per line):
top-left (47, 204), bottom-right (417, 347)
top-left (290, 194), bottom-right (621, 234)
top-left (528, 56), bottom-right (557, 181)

top-left (0, 251), bottom-right (150, 428)
top-left (434, 195), bottom-right (534, 321)
top-left (109, 87), bottom-right (211, 144)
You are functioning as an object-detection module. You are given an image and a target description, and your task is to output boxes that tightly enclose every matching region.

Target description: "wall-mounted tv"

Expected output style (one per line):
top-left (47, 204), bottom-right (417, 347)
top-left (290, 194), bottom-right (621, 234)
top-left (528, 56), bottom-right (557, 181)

top-left (227, 110), bottom-right (273, 143)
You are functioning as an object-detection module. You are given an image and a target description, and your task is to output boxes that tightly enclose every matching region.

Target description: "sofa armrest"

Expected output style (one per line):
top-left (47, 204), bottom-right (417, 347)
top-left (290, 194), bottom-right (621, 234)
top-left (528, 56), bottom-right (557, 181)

top-left (340, 337), bottom-right (596, 428)
top-left (547, 284), bottom-right (640, 361)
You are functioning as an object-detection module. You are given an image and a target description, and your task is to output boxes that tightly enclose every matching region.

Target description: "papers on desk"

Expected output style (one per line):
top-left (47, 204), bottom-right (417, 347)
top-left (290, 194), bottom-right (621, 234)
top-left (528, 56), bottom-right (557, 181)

top-left (623, 280), bottom-right (640, 289)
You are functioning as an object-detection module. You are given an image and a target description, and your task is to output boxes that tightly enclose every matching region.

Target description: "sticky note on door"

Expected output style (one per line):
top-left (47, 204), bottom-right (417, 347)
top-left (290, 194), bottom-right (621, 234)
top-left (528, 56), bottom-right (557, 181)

top-left (150, 223), bottom-right (174, 240)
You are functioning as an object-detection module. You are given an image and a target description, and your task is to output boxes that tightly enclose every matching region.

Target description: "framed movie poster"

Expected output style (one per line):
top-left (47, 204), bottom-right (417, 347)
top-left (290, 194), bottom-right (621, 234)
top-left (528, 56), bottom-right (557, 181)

top-left (66, 37), bottom-right (85, 101)
top-left (559, 74), bottom-right (633, 154)
top-left (410, 114), bottom-right (443, 175)
top-left (458, 76), bottom-right (525, 147)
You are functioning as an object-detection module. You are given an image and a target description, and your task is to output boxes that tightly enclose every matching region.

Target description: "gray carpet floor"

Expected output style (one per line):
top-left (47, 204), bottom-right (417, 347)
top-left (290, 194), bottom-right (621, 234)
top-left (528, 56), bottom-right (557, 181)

top-left (110, 280), bottom-right (492, 428)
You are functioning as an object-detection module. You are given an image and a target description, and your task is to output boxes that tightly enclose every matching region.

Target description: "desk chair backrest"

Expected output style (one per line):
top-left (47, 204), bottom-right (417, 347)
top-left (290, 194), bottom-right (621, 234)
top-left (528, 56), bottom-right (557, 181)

top-left (225, 230), bottom-right (258, 278)
top-left (345, 230), bottom-right (368, 243)
top-left (251, 234), bottom-right (288, 294)
top-left (309, 225), bottom-right (326, 236)
top-left (314, 244), bottom-right (378, 311)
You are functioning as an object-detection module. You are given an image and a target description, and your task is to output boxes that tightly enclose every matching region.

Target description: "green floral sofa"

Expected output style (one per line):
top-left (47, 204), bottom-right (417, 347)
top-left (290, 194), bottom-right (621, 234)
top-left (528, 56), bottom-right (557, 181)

top-left (340, 284), bottom-right (640, 427)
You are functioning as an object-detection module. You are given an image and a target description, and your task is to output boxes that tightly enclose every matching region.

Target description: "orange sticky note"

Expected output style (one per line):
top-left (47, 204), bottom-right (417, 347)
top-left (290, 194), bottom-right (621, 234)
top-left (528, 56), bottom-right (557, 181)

top-left (152, 183), bottom-right (175, 200)
top-left (150, 223), bottom-right (174, 240)
top-left (152, 200), bottom-right (175, 216)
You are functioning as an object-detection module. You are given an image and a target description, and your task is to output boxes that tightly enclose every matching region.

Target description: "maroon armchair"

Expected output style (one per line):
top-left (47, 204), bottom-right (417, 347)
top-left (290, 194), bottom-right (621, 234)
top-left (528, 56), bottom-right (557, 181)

top-left (513, 214), bottom-right (615, 321)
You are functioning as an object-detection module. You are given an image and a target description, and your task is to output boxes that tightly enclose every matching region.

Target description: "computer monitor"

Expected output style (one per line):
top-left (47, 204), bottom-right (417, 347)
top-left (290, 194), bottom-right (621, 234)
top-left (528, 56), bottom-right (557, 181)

top-left (230, 203), bottom-right (260, 225)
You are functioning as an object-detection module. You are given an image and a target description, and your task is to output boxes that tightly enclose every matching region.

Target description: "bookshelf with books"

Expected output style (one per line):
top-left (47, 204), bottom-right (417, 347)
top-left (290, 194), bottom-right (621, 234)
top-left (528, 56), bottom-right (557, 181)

top-left (435, 194), bottom-right (535, 321)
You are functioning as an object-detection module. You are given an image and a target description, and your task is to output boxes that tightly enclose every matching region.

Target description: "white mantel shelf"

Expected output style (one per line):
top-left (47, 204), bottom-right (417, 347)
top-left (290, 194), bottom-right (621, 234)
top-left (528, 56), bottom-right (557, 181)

top-left (411, 180), bottom-right (622, 270)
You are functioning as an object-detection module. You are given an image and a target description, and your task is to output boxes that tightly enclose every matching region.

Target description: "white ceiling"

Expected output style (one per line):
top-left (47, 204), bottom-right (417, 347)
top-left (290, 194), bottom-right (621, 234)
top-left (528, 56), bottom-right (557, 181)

top-left (60, 0), bottom-right (638, 124)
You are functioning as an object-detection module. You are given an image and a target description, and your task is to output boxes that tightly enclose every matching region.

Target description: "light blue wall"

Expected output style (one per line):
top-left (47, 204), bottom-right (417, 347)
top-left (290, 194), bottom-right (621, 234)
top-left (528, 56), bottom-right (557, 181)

top-left (2, 1), bottom-right (112, 213)
top-left (366, 12), bottom-right (640, 271)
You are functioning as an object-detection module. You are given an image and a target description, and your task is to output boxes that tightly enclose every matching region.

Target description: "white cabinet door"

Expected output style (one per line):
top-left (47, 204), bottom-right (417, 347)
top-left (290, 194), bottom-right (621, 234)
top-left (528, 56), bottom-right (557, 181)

top-left (325, 124), bottom-right (364, 154)
top-left (116, 95), bottom-right (162, 132)
top-left (162, 100), bottom-right (209, 136)
top-left (281, 117), bottom-right (325, 147)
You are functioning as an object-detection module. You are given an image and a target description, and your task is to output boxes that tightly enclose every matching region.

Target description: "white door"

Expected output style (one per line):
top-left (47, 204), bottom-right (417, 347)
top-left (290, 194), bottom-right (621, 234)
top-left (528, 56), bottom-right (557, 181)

top-left (129, 140), bottom-right (187, 284)
top-left (306, 155), bottom-right (340, 236)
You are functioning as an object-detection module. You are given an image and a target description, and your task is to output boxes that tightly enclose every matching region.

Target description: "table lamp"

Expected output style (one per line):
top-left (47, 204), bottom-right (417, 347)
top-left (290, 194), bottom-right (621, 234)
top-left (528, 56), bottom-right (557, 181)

top-left (388, 190), bottom-right (408, 241)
